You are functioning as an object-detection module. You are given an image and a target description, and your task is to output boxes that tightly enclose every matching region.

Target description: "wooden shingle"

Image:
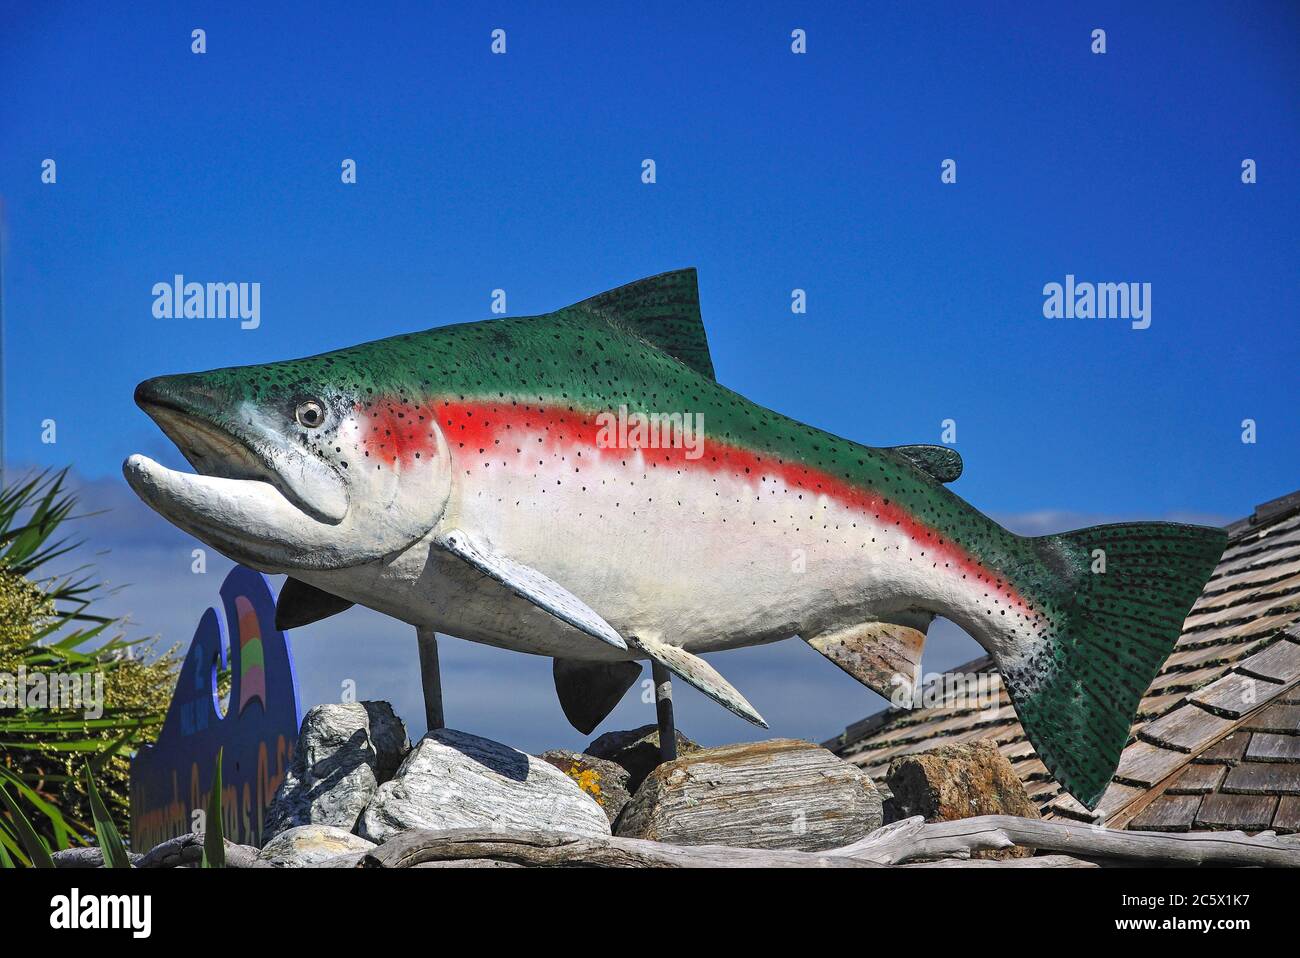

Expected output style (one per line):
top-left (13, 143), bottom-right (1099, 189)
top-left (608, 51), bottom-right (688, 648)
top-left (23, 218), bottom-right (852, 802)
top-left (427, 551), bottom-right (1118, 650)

top-left (1137, 693), bottom-right (1186, 719)
top-left (1139, 704), bottom-right (1235, 753)
top-left (1237, 636), bottom-right (1300, 684)
top-left (1147, 665), bottom-right (1222, 694)
top-left (1195, 730), bottom-right (1251, 765)
top-left (1243, 702), bottom-right (1300, 733)
top-left (1222, 762), bottom-right (1300, 795)
top-left (1165, 763), bottom-right (1226, 795)
top-left (1189, 672), bottom-right (1288, 718)
top-left (1129, 794), bottom-right (1201, 832)
top-left (1244, 732), bottom-right (1300, 763)
top-left (1195, 793), bottom-right (1279, 830)
top-left (1273, 796), bottom-right (1300, 833)
top-left (1114, 741), bottom-right (1188, 788)
top-left (1164, 641), bottom-right (1255, 671)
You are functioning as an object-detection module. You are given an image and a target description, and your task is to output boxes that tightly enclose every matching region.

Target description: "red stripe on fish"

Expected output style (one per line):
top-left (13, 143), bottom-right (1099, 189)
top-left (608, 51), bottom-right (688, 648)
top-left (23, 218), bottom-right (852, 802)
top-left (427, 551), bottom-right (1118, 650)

top-left (359, 397), bottom-right (1034, 617)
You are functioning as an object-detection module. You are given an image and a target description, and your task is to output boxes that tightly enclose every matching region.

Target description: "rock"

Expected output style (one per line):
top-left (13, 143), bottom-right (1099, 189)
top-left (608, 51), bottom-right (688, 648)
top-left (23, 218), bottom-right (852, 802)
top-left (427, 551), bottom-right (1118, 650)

top-left (263, 701), bottom-right (409, 841)
top-left (360, 701), bottom-right (411, 781)
top-left (585, 724), bottom-right (700, 793)
top-left (257, 824), bottom-right (376, 867)
top-left (309, 851), bottom-right (371, 868)
top-left (539, 749), bottom-right (633, 825)
top-left (357, 728), bottom-right (611, 843)
top-left (885, 741), bottom-right (1040, 860)
top-left (615, 738), bottom-right (883, 851)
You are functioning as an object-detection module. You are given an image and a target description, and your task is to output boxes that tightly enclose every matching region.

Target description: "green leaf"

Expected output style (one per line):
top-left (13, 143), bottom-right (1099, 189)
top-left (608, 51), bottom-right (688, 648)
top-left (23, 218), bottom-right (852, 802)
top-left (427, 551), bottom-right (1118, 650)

top-left (0, 784), bottom-right (55, 868)
top-left (83, 766), bottom-right (132, 869)
top-left (0, 838), bottom-right (14, 868)
top-left (0, 828), bottom-right (29, 868)
top-left (201, 747), bottom-right (225, 868)
top-left (0, 713), bottom-right (160, 735)
top-left (0, 768), bottom-right (67, 825)
top-left (0, 767), bottom-right (77, 856)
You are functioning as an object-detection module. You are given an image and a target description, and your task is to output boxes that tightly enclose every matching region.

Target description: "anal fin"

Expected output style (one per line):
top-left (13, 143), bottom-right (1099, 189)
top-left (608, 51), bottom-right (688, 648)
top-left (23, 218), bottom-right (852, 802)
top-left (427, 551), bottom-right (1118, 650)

top-left (628, 634), bottom-right (767, 728)
top-left (553, 659), bottom-right (642, 735)
top-left (803, 618), bottom-right (928, 704)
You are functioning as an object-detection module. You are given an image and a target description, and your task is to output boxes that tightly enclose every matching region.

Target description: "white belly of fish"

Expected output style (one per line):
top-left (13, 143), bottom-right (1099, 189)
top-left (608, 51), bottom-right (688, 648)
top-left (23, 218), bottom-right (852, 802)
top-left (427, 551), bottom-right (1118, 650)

top-left (419, 444), bottom-right (997, 659)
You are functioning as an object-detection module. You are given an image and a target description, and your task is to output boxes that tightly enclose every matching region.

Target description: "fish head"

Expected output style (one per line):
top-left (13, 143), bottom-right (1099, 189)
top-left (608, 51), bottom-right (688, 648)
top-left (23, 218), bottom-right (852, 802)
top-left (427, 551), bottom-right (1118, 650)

top-left (124, 351), bottom-right (452, 572)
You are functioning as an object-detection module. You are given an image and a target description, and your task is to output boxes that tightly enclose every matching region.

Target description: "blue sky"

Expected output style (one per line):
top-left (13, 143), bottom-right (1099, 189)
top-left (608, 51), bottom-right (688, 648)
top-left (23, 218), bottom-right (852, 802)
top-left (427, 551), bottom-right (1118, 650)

top-left (1, 2), bottom-right (1296, 749)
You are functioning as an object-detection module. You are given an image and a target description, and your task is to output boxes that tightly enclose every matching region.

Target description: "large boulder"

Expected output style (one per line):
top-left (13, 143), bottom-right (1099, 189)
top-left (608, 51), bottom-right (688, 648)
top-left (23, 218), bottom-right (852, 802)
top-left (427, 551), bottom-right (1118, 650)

top-left (257, 824), bottom-right (376, 867)
top-left (585, 724), bottom-right (699, 793)
top-left (615, 738), bottom-right (883, 851)
top-left (263, 701), bottom-right (409, 841)
top-left (885, 741), bottom-right (1040, 860)
top-left (357, 728), bottom-right (611, 844)
top-left (538, 749), bottom-right (633, 825)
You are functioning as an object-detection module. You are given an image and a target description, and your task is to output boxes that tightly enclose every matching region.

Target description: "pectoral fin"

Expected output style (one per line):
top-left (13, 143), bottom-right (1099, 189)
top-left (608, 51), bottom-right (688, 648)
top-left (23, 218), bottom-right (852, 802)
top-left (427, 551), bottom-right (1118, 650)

top-left (553, 659), bottom-right (643, 735)
top-left (803, 617), bottom-right (929, 703)
top-left (629, 634), bottom-right (767, 728)
top-left (434, 529), bottom-right (628, 652)
top-left (275, 577), bottom-right (355, 630)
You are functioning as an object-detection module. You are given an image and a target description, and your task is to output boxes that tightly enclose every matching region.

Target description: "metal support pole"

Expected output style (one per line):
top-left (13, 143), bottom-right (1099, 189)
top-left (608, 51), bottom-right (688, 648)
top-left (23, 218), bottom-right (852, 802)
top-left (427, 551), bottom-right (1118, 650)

top-left (651, 660), bottom-right (677, 763)
top-left (417, 626), bottom-right (445, 733)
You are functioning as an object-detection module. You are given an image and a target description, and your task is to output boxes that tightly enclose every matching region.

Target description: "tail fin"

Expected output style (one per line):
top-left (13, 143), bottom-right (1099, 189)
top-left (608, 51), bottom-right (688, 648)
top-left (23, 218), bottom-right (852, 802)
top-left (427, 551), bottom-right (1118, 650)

top-left (995, 522), bottom-right (1226, 810)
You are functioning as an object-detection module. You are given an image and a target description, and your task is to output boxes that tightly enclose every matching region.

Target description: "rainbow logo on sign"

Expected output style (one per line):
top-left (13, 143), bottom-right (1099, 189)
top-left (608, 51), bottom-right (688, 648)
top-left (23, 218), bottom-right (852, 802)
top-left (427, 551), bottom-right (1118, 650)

top-left (235, 595), bottom-right (266, 714)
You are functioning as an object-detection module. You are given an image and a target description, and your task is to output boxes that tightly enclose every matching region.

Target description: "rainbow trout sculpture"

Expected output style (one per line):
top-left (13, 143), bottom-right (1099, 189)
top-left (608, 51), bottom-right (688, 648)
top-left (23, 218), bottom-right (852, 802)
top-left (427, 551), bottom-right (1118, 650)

top-left (125, 269), bottom-right (1225, 808)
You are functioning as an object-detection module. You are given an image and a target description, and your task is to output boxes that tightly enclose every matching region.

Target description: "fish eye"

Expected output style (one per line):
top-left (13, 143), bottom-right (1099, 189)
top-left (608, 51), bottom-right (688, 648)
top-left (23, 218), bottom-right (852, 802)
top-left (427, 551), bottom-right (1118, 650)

top-left (295, 400), bottom-right (325, 428)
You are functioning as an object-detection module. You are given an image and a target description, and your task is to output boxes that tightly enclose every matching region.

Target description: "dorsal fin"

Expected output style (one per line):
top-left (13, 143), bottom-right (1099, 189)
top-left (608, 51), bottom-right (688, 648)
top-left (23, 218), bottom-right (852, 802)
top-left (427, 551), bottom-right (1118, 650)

top-left (889, 444), bottom-right (963, 483)
top-left (579, 268), bottom-right (716, 380)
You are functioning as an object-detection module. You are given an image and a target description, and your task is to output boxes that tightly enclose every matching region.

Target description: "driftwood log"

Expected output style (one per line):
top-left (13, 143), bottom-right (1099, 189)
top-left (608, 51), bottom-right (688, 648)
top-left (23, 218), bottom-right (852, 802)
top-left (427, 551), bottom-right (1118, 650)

top-left (839, 815), bottom-right (1300, 867)
top-left (900, 855), bottom-right (1098, 868)
top-left (355, 815), bottom-right (1300, 868)
top-left (51, 847), bottom-right (145, 868)
top-left (135, 832), bottom-right (261, 869)
top-left (360, 828), bottom-right (873, 868)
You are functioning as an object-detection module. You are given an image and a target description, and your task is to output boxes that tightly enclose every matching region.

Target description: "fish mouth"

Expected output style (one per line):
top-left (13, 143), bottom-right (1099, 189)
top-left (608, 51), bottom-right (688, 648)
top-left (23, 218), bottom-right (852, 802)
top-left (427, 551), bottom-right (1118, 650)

top-left (142, 400), bottom-right (279, 489)
top-left (125, 381), bottom-right (350, 568)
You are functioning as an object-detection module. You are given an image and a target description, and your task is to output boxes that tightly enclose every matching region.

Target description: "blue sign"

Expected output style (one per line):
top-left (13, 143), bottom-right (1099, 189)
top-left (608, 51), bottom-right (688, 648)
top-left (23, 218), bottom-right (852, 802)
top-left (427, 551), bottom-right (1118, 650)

top-left (129, 567), bottom-right (301, 851)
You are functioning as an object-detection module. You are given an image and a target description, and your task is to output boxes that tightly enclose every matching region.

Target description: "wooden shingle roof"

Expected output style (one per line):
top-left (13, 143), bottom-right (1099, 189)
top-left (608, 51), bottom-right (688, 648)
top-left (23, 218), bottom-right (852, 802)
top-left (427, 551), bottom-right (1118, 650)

top-left (822, 489), bottom-right (1300, 832)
